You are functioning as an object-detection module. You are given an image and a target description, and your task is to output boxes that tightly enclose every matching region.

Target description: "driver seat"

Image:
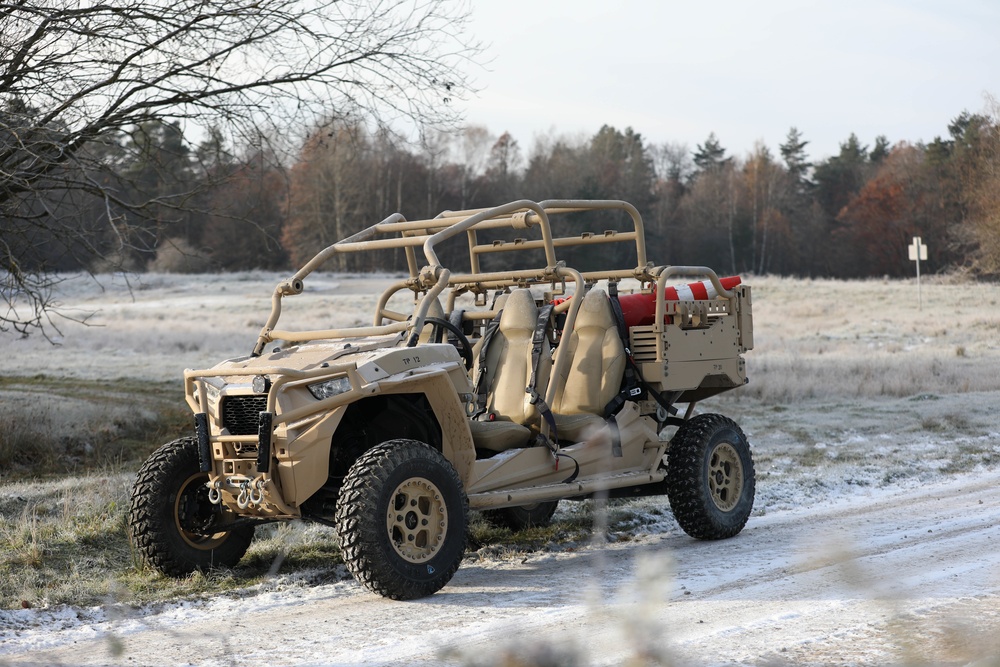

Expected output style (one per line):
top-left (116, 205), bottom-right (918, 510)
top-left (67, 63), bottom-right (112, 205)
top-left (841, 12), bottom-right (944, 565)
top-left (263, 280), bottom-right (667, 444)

top-left (468, 289), bottom-right (551, 453)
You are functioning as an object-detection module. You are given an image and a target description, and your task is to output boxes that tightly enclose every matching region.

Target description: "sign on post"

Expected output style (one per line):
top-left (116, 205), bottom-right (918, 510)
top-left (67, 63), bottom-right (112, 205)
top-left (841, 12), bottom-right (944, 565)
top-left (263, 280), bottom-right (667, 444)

top-left (908, 236), bottom-right (927, 310)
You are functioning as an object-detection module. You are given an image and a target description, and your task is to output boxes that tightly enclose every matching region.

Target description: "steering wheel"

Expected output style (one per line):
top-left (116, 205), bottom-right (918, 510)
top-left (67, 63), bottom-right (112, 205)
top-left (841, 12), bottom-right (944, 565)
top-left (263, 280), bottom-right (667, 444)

top-left (423, 317), bottom-right (474, 370)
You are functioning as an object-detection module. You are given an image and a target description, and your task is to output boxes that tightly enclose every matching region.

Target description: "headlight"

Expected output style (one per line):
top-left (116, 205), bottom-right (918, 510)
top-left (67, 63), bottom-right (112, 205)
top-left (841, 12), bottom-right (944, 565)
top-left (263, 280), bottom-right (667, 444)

top-left (252, 375), bottom-right (271, 394)
top-left (308, 376), bottom-right (352, 400)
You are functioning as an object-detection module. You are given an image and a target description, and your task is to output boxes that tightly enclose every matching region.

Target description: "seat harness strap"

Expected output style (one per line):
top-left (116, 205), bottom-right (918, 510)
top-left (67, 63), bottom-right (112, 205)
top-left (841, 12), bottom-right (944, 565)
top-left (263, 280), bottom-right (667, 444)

top-left (525, 303), bottom-right (560, 460)
top-left (604, 282), bottom-right (679, 424)
top-left (472, 309), bottom-right (504, 419)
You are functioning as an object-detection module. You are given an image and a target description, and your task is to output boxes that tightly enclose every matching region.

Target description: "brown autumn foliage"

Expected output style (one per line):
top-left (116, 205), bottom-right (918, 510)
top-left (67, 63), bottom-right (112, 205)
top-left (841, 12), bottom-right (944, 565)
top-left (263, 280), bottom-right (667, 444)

top-left (835, 144), bottom-right (941, 276)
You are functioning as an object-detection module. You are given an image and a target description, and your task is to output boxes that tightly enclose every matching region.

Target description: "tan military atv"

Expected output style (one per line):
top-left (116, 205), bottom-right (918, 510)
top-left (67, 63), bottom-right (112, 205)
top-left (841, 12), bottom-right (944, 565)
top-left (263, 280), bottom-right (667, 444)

top-left (128, 199), bottom-right (755, 600)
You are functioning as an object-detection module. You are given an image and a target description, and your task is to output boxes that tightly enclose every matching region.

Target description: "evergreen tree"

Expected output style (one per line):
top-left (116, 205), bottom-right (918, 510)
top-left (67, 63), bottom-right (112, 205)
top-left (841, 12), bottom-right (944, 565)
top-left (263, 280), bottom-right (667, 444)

top-left (811, 133), bottom-right (874, 275)
top-left (813, 133), bottom-right (870, 217)
top-left (779, 127), bottom-right (811, 187)
top-left (772, 127), bottom-right (818, 275)
top-left (870, 135), bottom-right (891, 163)
top-left (692, 132), bottom-right (729, 173)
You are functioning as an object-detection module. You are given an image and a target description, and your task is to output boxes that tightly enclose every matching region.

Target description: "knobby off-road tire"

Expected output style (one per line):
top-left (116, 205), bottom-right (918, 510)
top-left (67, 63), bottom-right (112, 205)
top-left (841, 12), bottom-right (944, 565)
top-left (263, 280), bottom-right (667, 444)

top-left (129, 437), bottom-right (255, 576)
top-left (666, 414), bottom-right (755, 540)
top-left (335, 439), bottom-right (468, 600)
top-left (483, 501), bottom-right (559, 531)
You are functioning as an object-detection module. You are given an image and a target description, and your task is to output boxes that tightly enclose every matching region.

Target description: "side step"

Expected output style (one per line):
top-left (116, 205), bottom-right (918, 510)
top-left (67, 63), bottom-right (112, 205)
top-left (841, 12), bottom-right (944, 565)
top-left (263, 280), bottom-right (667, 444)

top-left (467, 469), bottom-right (666, 510)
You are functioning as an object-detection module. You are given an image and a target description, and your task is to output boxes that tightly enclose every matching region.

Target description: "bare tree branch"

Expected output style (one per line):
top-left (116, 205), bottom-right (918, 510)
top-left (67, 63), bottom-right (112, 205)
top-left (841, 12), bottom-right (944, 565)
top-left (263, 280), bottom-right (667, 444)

top-left (1, 0), bottom-right (480, 334)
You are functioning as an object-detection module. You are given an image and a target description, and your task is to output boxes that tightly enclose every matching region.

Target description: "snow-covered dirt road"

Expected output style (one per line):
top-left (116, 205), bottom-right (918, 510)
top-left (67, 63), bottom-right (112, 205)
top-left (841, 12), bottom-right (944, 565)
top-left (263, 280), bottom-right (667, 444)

top-left (3, 467), bottom-right (999, 667)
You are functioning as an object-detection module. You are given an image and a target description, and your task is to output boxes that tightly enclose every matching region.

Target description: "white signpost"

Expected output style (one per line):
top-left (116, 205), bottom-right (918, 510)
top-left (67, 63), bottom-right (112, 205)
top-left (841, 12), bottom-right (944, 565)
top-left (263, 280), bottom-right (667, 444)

top-left (908, 236), bottom-right (928, 310)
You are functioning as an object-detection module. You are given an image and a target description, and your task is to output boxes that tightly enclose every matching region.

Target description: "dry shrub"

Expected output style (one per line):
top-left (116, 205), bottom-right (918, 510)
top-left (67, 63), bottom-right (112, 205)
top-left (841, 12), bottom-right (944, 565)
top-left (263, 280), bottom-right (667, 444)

top-left (88, 248), bottom-right (147, 274)
top-left (148, 238), bottom-right (213, 274)
top-left (0, 409), bottom-right (59, 470)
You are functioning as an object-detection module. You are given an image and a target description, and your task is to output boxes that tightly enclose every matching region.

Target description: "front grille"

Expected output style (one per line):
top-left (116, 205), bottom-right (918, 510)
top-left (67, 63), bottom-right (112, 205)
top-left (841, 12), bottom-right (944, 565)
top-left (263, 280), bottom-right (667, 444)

top-left (222, 396), bottom-right (267, 435)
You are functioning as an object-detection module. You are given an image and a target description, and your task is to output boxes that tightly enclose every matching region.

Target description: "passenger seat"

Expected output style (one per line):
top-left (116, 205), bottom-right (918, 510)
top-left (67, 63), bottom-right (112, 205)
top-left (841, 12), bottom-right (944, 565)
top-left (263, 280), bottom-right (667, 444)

top-left (549, 289), bottom-right (626, 443)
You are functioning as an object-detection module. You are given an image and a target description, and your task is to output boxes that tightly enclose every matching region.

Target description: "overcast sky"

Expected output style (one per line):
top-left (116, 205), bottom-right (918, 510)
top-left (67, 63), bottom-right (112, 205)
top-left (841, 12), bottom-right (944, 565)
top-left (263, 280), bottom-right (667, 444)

top-left (460, 0), bottom-right (1000, 162)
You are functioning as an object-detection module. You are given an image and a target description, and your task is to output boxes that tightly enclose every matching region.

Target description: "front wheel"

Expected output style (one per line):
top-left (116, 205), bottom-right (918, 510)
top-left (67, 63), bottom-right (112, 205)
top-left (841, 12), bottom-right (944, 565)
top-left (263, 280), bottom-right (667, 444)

top-left (129, 437), bottom-right (255, 576)
top-left (335, 439), bottom-right (468, 600)
top-left (666, 414), bottom-right (755, 540)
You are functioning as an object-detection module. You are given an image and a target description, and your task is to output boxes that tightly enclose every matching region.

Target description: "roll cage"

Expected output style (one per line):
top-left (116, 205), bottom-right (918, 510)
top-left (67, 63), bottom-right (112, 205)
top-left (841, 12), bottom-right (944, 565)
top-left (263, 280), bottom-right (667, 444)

top-left (250, 199), bottom-right (737, 358)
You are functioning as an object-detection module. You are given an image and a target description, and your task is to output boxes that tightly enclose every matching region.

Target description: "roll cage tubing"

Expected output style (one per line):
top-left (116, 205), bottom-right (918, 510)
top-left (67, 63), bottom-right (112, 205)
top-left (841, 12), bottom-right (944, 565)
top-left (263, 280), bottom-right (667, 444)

top-left (250, 199), bottom-right (735, 358)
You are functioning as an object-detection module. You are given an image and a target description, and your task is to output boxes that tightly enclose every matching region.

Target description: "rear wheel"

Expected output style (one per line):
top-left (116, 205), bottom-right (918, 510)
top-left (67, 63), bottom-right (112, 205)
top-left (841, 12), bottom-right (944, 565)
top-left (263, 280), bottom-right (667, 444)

top-left (483, 501), bottom-right (559, 531)
top-left (129, 437), bottom-right (255, 576)
top-left (666, 414), bottom-right (755, 540)
top-left (335, 439), bottom-right (468, 600)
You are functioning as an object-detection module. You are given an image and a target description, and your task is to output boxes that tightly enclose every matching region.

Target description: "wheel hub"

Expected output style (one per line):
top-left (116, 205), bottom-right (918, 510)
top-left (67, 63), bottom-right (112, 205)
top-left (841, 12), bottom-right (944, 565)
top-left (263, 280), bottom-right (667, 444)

top-left (386, 477), bottom-right (447, 563)
top-left (175, 472), bottom-right (229, 550)
top-left (708, 442), bottom-right (743, 512)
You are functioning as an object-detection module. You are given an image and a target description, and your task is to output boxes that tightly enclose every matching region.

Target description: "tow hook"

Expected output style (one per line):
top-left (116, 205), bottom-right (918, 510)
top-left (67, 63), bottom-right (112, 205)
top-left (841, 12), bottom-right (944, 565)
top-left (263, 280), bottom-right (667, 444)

top-left (205, 475), bottom-right (267, 509)
top-left (207, 480), bottom-right (222, 505)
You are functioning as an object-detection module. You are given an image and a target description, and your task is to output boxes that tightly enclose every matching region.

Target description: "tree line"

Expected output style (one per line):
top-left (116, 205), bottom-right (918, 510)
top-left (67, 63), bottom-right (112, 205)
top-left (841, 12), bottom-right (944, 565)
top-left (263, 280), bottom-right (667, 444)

top-left (12, 108), bottom-right (1000, 279)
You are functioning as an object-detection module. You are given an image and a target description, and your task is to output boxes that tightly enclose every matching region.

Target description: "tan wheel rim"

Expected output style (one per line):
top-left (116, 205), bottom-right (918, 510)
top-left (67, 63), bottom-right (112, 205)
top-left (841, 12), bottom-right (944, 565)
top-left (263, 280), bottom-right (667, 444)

top-left (708, 442), bottom-right (743, 512)
top-left (385, 477), bottom-right (448, 563)
top-left (175, 472), bottom-right (229, 550)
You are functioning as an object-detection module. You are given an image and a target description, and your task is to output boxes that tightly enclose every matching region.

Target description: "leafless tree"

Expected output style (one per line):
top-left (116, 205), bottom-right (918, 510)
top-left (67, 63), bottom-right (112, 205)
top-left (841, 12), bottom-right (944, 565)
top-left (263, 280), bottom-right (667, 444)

top-left (1, 0), bottom-right (479, 334)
